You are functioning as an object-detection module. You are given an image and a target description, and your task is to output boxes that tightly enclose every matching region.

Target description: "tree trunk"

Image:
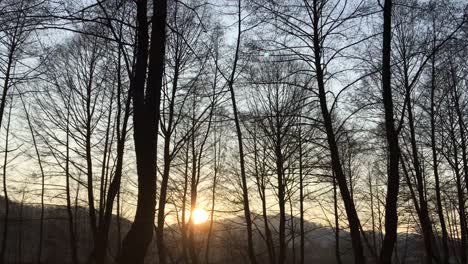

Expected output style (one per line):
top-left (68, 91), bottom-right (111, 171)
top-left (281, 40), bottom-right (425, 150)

top-left (450, 66), bottom-right (467, 264)
top-left (254, 141), bottom-right (275, 264)
top-left (403, 59), bottom-right (437, 263)
top-left (20, 95), bottom-right (46, 264)
top-left (152, 0), bottom-right (170, 249)
top-left (227, 1), bottom-right (257, 263)
top-left (65, 104), bottom-right (79, 264)
top-left (275, 121), bottom-right (286, 264)
top-left (94, 45), bottom-right (132, 264)
top-left (380, 0), bottom-right (401, 262)
top-left (334, 175), bottom-right (343, 264)
top-left (311, 1), bottom-right (365, 262)
top-left (188, 125), bottom-right (200, 264)
top-left (449, 110), bottom-right (467, 264)
top-left (299, 128), bottom-right (305, 264)
top-left (205, 135), bottom-right (219, 264)
top-left (430, 49), bottom-right (449, 264)
top-left (118, 0), bottom-right (167, 262)
top-left (84, 55), bottom-right (98, 247)
top-left (181, 146), bottom-right (190, 264)
top-left (0, 98), bottom-right (13, 263)
top-left (156, 42), bottom-right (180, 264)
top-left (369, 169), bottom-right (378, 258)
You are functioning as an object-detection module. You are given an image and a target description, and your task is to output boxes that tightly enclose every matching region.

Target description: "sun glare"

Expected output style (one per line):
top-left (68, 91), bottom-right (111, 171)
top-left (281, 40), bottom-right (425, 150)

top-left (191, 208), bottom-right (209, 224)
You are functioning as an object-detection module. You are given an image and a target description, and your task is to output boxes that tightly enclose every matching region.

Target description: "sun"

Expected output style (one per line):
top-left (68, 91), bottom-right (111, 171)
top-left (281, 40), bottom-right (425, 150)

top-left (191, 208), bottom-right (209, 225)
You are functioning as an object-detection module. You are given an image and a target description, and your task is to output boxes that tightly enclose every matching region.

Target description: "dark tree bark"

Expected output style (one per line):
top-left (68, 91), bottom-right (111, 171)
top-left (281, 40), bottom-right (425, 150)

top-left (94, 48), bottom-right (132, 264)
top-left (369, 170), bottom-right (378, 258)
top-left (429, 36), bottom-right (449, 264)
top-left (310, 0), bottom-right (365, 262)
top-left (379, 0), bottom-right (401, 263)
top-left (17, 191), bottom-right (25, 264)
top-left (188, 116), bottom-right (200, 264)
top-left (450, 63), bottom-right (468, 264)
top-left (205, 37), bottom-right (222, 264)
top-left (0, 16), bottom-right (19, 261)
top-left (253, 139), bottom-right (275, 264)
top-left (205, 128), bottom-right (220, 264)
top-left (0, 10), bottom-right (18, 131)
top-left (20, 94), bottom-right (46, 264)
top-left (98, 92), bottom-right (114, 230)
top-left (274, 115), bottom-right (286, 264)
top-left (447, 105), bottom-right (467, 264)
top-left (65, 104), bottom-right (79, 264)
top-left (180, 145), bottom-right (190, 264)
top-left (334, 175), bottom-right (343, 264)
top-left (0, 97), bottom-right (13, 263)
top-left (156, 14), bottom-right (181, 261)
top-left (118, 0), bottom-right (167, 262)
top-left (299, 127), bottom-right (305, 264)
top-left (84, 54), bottom-right (99, 246)
top-left (403, 58), bottom-right (437, 263)
top-left (152, 0), bottom-right (170, 262)
top-left (227, 1), bottom-right (257, 263)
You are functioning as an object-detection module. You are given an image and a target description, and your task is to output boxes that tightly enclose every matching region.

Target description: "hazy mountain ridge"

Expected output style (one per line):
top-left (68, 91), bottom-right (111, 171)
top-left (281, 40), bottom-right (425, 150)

top-left (0, 197), bottom-right (429, 263)
top-left (0, 196), bottom-right (128, 263)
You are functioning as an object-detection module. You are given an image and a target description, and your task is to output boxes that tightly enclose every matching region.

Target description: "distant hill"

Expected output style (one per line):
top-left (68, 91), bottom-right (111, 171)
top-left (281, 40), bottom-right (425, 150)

top-left (0, 196), bottom-right (131, 263)
top-left (0, 196), bottom-right (430, 263)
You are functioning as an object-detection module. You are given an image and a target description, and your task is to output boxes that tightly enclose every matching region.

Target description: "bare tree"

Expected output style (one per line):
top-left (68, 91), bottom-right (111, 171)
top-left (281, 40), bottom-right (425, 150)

top-left (119, 0), bottom-right (168, 262)
top-left (225, 1), bottom-right (257, 263)
top-left (379, 0), bottom-right (402, 263)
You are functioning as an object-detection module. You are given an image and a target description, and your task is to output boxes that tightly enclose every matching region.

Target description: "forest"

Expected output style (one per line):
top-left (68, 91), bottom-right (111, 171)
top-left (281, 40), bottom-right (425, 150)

top-left (0, 0), bottom-right (467, 263)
